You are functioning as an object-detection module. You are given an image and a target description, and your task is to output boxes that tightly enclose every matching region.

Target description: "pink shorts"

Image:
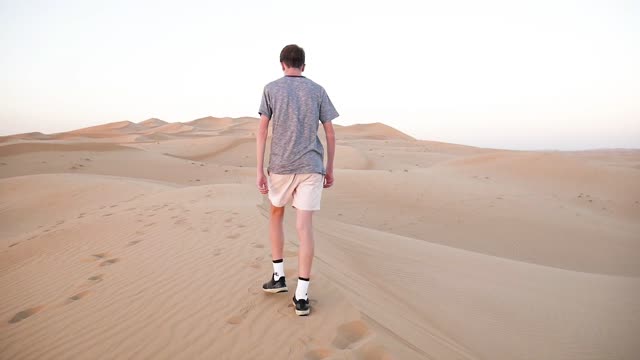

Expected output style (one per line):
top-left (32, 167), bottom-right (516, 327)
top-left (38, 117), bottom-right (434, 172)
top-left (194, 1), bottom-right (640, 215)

top-left (268, 173), bottom-right (324, 211)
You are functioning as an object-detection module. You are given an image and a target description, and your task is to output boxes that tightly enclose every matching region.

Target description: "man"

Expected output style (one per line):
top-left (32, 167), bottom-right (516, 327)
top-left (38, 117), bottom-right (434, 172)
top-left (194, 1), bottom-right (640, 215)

top-left (255, 44), bottom-right (338, 316)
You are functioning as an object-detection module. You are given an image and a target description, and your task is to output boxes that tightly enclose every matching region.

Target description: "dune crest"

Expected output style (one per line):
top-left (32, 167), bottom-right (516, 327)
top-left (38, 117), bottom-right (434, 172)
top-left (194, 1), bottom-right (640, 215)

top-left (138, 118), bottom-right (169, 128)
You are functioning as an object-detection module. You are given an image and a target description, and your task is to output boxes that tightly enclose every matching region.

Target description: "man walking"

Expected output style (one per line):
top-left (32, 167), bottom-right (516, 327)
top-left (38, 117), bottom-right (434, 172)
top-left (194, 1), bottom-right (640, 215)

top-left (255, 44), bottom-right (338, 316)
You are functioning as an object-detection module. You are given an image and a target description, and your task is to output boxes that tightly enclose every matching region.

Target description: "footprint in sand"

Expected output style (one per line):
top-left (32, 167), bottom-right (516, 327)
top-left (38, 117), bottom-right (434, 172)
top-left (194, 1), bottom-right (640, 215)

top-left (247, 286), bottom-right (261, 295)
top-left (226, 233), bottom-right (239, 239)
top-left (353, 343), bottom-right (393, 360)
top-left (226, 315), bottom-right (243, 325)
top-left (251, 243), bottom-right (264, 249)
top-left (332, 320), bottom-right (370, 349)
top-left (127, 240), bottom-right (142, 246)
top-left (99, 258), bottom-right (120, 267)
top-left (9, 242), bottom-right (19, 247)
top-left (144, 222), bottom-right (156, 227)
top-left (8, 306), bottom-right (46, 324)
top-left (304, 348), bottom-right (333, 360)
top-left (68, 290), bottom-right (91, 302)
top-left (88, 274), bottom-right (104, 282)
top-left (225, 304), bottom-right (253, 325)
top-left (224, 218), bottom-right (233, 223)
top-left (102, 213), bottom-right (113, 217)
top-left (91, 253), bottom-right (109, 260)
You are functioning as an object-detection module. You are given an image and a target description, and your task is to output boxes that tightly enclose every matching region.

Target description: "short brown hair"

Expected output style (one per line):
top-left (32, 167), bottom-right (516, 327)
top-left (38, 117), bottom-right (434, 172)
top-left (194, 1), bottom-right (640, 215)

top-left (280, 44), bottom-right (305, 69)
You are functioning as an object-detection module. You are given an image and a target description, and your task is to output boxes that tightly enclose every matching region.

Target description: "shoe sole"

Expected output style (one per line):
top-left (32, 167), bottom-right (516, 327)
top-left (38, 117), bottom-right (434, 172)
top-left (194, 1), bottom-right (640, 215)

top-left (292, 299), bottom-right (310, 316)
top-left (262, 287), bottom-right (288, 294)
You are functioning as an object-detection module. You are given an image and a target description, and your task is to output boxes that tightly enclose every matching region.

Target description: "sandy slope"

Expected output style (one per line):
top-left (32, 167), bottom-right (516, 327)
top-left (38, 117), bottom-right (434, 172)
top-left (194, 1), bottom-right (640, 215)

top-left (1, 177), bottom-right (383, 359)
top-left (1, 117), bottom-right (639, 359)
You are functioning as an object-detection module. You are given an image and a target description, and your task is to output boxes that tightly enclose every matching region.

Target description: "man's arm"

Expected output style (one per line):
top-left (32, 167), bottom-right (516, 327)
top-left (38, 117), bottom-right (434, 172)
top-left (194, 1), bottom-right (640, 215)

top-left (322, 121), bottom-right (335, 188)
top-left (256, 114), bottom-right (270, 194)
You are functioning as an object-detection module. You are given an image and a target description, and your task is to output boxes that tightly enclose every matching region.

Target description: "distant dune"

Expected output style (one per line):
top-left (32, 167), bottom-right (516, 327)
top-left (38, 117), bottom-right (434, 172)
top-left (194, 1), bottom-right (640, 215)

top-left (335, 122), bottom-right (415, 140)
top-left (185, 116), bottom-right (243, 130)
top-left (138, 118), bottom-right (169, 128)
top-left (67, 120), bottom-right (143, 134)
top-left (1, 116), bottom-right (639, 359)
top-left (0, 131), bottom-right (54, 143)
top-left (141, 123), bottom-right (194, 134)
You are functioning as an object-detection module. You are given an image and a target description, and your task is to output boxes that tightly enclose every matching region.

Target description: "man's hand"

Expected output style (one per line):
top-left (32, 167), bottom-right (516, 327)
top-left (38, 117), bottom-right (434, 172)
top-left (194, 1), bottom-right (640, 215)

top-left (323, 170), bottom-right (334, 188)
top-left (257, 173), bottom-right (269, 194)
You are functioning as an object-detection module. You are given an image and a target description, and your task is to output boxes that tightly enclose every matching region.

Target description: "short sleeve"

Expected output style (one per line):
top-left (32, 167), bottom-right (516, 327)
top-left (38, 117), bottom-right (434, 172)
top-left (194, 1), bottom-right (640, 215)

top-left (258, 86), bottom-right (272, 119)
top-left (319, 89), bottom-right (339, 123)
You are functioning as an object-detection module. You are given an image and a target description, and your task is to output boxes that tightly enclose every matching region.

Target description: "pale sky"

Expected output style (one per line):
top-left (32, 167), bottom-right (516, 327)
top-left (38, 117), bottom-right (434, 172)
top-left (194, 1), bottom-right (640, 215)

top-left (1, 0), bottom-right (639, 150)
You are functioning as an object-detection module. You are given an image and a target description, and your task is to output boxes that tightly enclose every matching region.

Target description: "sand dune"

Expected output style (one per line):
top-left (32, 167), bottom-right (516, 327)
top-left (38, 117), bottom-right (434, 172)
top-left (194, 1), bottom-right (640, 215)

top-left (335, 122), bottom-right (415, 141)
top-left (139, 123), bottom-right (195, 135)
top-left (65, 120), bottom-right (143, 136)
top-left (0, 132), bottom-right (54, 143)
top-left (1, 117), bottom-right (639, 359)
top-left (1, 176), bottom-right (381, 359)
top-left (185, 116), bottom-right (243, 130)
top-left (138, 118), bottom-right (169, 128)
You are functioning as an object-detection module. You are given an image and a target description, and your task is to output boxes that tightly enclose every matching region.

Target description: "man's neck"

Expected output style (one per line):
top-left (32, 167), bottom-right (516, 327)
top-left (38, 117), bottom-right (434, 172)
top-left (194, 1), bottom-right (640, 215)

top-left (283, 68), bottom-right (303, 77)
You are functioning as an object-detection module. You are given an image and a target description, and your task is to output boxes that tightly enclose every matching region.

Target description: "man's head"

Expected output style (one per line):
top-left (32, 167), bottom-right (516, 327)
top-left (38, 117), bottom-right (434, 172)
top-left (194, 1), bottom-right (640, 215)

top-left (280, 44), bottom-right (305, 71)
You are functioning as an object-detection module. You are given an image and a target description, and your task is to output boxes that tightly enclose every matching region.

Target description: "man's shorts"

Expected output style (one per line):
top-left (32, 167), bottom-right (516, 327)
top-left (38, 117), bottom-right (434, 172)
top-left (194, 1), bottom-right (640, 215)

top-left (267, 173), bottom-right (324, 211)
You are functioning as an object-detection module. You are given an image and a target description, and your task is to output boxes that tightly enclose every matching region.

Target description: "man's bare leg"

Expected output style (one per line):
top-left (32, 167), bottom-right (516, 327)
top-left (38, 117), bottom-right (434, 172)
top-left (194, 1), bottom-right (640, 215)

top-left (296, 209), bottom-right (314, 278)
top-left (270, 205), bottom-right (285, 260)
top-left (262, 204), bottom-right (288, 294)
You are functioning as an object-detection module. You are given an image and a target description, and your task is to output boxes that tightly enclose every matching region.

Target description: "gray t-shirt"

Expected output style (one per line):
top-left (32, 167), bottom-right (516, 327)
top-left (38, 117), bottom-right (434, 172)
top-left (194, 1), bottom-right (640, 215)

top-left (259, 75), bottom-right (339, 175)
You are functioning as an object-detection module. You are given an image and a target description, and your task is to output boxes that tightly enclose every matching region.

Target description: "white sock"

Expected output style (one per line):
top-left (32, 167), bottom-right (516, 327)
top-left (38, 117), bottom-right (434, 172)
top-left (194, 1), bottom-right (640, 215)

top-left (295, 277), bottom-right (309, 300)
top-left (272, 259), bottom-right (284, 280)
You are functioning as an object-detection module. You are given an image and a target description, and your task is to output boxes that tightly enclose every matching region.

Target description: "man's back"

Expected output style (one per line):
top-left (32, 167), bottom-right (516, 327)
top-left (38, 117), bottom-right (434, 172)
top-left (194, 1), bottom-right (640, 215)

top-left (259, 75), bottom-right (338, 175)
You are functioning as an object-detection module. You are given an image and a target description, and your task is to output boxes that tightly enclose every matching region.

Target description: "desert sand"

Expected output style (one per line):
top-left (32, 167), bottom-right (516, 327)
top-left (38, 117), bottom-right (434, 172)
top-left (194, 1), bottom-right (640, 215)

top-left (1, 116), bottom-right (639, 359)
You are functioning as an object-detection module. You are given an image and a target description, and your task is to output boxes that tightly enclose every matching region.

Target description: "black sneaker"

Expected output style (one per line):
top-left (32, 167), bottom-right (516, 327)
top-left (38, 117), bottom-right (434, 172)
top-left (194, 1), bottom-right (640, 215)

top-left (292, 295), bottom-right (310, 316)
top-left (262, 273), bottom-right (288, 293)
